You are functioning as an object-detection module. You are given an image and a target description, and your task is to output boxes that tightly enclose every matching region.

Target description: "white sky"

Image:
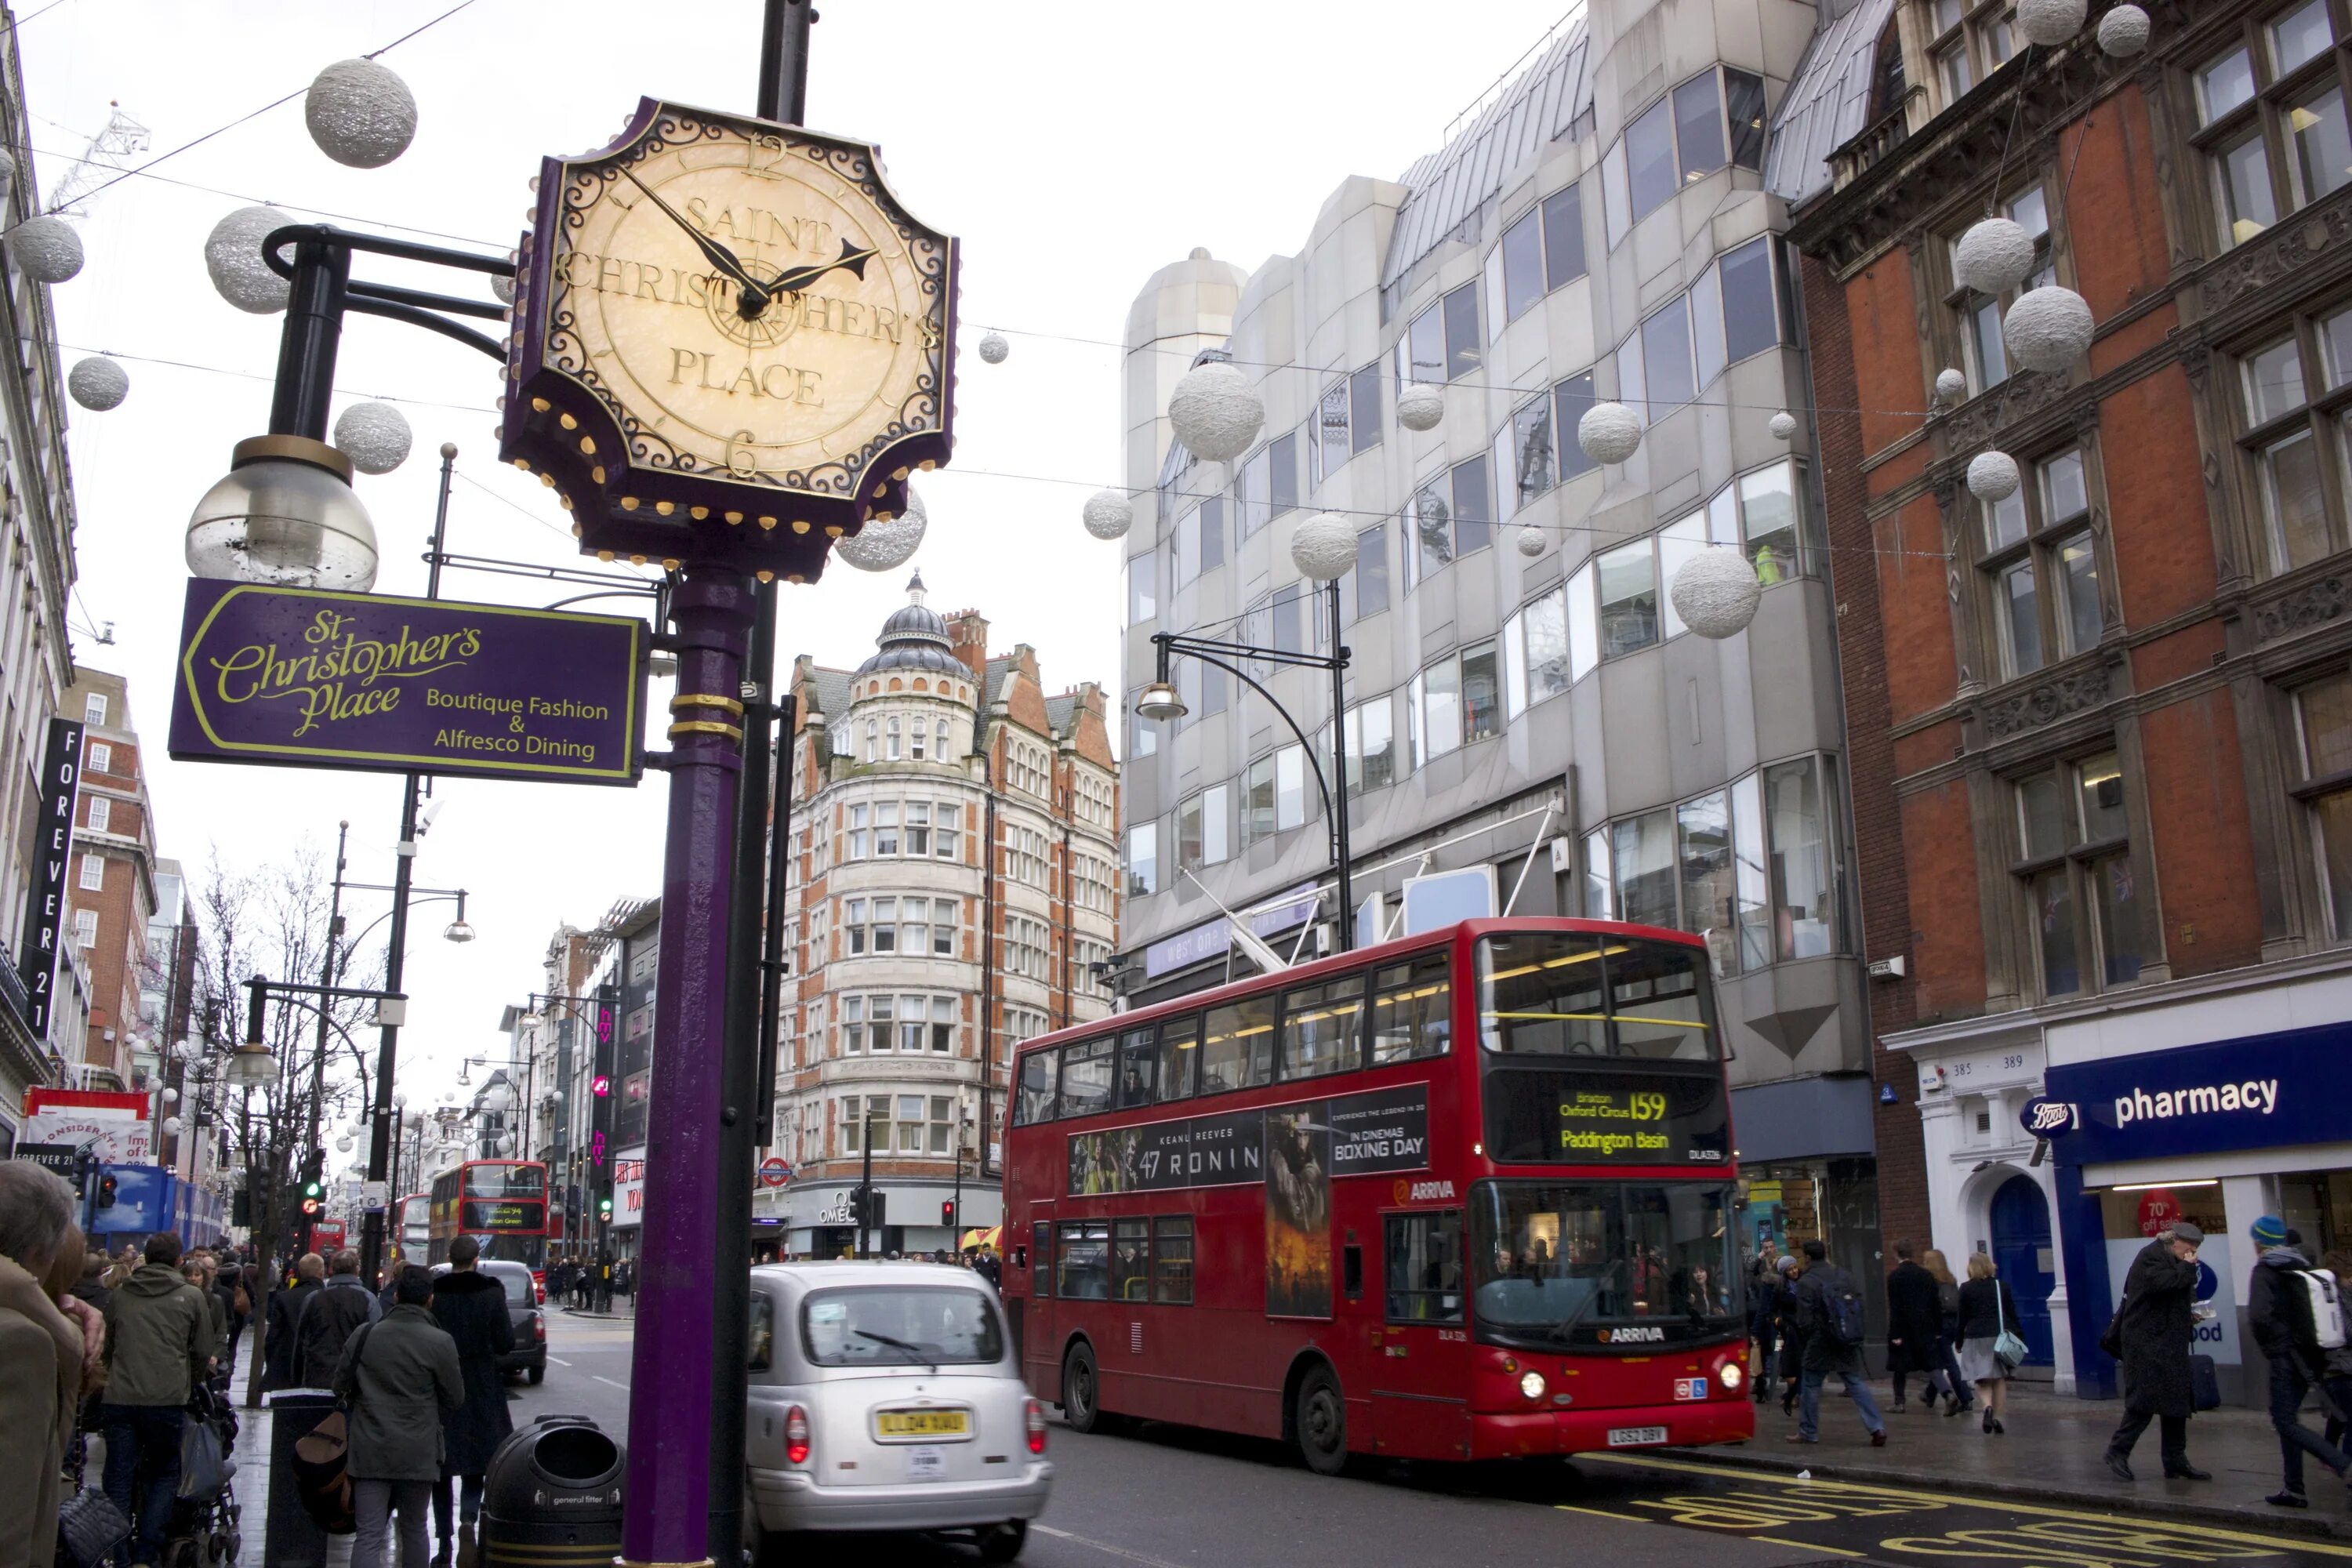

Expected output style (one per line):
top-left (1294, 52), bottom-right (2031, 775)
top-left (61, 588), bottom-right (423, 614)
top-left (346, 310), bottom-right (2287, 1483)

top-left (20, 0), bottom-right (1569, 1118)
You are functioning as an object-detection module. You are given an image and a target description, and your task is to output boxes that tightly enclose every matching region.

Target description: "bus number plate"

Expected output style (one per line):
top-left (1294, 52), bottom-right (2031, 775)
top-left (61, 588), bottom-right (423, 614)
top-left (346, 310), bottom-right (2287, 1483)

top-left (1606, 1426), bottom-right (1668, 1447)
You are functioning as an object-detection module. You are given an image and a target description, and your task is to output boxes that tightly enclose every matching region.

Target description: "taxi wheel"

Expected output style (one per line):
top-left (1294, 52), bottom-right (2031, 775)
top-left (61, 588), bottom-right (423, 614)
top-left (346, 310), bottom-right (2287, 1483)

top-left (978, 1520), bottom-right (1028, 1563)
top-left (1062, 1343), bottom-right (1104, 1434)
top-left (1294, 1365), bottom-right (1348, 1476)
top-left (526, 1363), bottom-right (545, 1385)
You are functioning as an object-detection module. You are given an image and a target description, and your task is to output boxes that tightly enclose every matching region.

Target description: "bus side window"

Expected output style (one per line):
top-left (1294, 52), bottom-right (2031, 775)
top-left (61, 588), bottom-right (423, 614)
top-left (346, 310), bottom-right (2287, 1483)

top-left (1116, 1026), bottom-right (1157, 1107)
top-left (1384, 1210), bottom-right (1464, 1323)
top-left (1152, 1216), bottom-right (1193, 1305)
top-left (1112, 1218), bottom-right (1150, 1299)
top-left (1155, 1018), bottom-right (1200, 1101)
top-left (1015, 1050), bottom-right (1058, 1125)
top-left (1371, 954), bottom-right (1453, 1064)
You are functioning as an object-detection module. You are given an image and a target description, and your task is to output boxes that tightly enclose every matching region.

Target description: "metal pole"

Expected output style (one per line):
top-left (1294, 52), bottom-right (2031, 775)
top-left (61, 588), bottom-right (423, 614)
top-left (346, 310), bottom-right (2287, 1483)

top-left (1327, 579), bottom-right (1354, 949)
top-left (300, 822), bottom-right (350, 1256)
top-left (268, 234), bottom-right (350, 441)
top-left (360, 444), bottom-right (455, 1290)
top-left (620, 568), bottom-right (755, 1568)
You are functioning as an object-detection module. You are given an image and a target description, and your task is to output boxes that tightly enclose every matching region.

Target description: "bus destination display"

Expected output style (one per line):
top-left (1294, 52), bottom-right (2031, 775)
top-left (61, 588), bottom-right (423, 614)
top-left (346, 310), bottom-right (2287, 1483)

top-left (1483, 1065), bottom-right (1729, 1166)
top-left (460, 1200), bottom-right (545, 1231)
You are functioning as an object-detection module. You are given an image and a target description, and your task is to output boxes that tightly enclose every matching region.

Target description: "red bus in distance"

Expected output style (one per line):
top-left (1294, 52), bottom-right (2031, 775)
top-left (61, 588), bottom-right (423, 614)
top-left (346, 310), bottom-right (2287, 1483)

top-left (430, 1159), bottom-right (550, 1282)
top-left (1000, 918), bottom-right (1751, 1472)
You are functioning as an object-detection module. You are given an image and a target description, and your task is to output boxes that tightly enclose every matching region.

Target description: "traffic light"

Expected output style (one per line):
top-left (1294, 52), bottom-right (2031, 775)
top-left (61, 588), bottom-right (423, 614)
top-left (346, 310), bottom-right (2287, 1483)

top-left (848, 1184), bottom-right (873, 1228)
top-left (96, 1173), bottom-right (117, 1210)
top-left (299, 1148), bottom-right (325, 1217)
top-left (940, 1200), bottom-right (956, 1229)
top-left (597, 1193), bottom-right (614, 1221)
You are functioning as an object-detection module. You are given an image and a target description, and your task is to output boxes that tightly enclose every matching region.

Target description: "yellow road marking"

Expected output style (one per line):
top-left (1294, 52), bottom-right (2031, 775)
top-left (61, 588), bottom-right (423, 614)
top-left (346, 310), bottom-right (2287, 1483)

top-left (1583, 1454), bottom-right (2352, 1558)
top-left (1750, 1541), bottom-right (1864, 1559)
top-left (1555, 1504), bottom-right (1644, 1523)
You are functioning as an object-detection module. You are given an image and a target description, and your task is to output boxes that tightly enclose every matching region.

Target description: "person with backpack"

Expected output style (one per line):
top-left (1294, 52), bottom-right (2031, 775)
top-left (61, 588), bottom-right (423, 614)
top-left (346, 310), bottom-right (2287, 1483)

top-left (335, 1265), bottom-right (463, 1568)
top-left (2246, 1215), bottom-right (2352, 1509)
top-left (2321, 1248), bottom-right (2352, 1455)
top-left (2103, 1221), bottom-right (2210, 1483)
top-left (296, 1248), bottom-right (382, 1387)
top-left (1955, 1251), bottom-right (2021, 1434)
top-left (1788, 1238), bottom-right (1886, 1446)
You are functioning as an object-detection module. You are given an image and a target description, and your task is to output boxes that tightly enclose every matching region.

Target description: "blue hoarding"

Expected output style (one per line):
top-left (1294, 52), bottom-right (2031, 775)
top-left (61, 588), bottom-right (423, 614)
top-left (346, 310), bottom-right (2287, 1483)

top-left (2039, 1019), bottom-right (2352, 1167)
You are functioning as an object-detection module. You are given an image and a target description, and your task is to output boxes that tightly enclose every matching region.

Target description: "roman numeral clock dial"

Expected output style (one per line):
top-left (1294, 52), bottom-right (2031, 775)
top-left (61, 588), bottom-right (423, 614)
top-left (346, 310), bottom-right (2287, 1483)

top-left (500, 100), bottom-right (960, 579)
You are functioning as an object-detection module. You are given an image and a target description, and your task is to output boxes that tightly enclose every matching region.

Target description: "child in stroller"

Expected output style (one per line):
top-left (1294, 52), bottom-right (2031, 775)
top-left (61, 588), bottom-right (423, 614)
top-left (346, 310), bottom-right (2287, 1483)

top-left (162, 1374), bottom-right (241, 1566)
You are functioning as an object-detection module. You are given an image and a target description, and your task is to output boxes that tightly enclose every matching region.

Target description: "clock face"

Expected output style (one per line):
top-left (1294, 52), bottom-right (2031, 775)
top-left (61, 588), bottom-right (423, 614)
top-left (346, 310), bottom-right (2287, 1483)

top-left (543, 109), bottom-right (950, 506)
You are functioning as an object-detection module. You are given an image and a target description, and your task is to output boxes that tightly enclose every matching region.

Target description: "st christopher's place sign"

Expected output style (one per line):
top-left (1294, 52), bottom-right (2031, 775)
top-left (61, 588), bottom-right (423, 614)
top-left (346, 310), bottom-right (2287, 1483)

top-left (169, 579), bottom-right (647, 785)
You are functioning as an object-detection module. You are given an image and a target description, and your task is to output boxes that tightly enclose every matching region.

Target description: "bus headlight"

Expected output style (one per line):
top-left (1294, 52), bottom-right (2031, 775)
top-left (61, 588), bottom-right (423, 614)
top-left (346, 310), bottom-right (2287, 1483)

top-left (1519, 1370), bottom-right (1547, 1401)
top-left (1719, 1362), bottom-right (1743, 1390)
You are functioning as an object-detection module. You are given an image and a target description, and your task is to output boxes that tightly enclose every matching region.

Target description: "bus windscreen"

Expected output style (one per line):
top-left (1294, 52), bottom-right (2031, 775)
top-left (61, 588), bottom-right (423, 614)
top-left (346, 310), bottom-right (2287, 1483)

top-left (1476, 933), bottom-right (1713, 1059)
top-left (1471, 1180), bottom-right (1742, 1349)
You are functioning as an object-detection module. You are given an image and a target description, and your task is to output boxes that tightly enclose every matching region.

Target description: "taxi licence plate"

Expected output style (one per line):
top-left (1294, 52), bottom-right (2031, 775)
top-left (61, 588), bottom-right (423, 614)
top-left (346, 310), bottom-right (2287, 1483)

top-left (874, 1408), bottom-right (971, 1441)
top-left (1606, 1425), bottom-right (1668, 1447)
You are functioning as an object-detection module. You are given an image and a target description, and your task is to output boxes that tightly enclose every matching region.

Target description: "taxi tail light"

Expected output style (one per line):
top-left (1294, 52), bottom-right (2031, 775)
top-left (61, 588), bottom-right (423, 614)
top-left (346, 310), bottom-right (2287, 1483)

top-left (784, 1406), bottom-right (811, 1466)
top-left (1024, 1397), bottom-right (1047, 1455)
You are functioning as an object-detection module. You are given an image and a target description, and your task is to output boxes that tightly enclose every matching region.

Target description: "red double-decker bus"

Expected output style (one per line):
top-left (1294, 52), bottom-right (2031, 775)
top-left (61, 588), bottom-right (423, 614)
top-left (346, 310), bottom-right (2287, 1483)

top-left (429, 1160), bottom-right (550, 1279)
top-left (1000, 917), bottom-right (1751, 1472)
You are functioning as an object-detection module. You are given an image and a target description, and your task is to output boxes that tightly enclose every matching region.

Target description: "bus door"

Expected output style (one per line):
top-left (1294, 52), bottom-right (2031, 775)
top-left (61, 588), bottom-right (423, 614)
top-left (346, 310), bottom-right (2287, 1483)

top-left (1369, 1203), bottom-right (1473, 1461)
top-left (1020, 1204), bottom-right (1054, 1396)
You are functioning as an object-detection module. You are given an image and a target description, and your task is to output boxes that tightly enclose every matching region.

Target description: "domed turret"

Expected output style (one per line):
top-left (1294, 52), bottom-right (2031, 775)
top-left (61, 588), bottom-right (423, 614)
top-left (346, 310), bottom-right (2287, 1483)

top-left (855, 571), bottom-right (964, 677)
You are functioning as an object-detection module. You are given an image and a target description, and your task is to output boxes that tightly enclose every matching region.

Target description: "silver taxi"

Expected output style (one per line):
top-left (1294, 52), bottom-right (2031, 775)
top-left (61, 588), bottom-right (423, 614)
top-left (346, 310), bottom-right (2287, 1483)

top-left (744, 1261), bottom-right (1049, 1563)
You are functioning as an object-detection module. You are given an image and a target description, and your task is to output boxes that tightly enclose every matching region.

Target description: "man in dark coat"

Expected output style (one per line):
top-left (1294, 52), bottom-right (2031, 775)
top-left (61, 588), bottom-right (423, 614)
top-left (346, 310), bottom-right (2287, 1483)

top-left (336, 1265), bottom-right (463, 1568)
top-left (2105, 1221), bottom-right (2212, 1481)
top-left (1774, 1255), bottom-right (1806, 1414)
top-left (263, 1252), bottom-right (325, 1388)
top-left (1886, 1240), bottom-right (1946, 1413)
top-left (429, 1236), bottom-right (514, 1563)
top-left (1788, 1237), bottom-right (1887, 1446)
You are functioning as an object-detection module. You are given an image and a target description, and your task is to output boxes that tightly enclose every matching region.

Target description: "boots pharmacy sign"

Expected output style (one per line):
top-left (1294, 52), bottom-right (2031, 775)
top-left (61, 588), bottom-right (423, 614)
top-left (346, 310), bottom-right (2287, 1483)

top-left (169, 580), bottom-right (646, 785)
top-left (2039, 1021), bottom-right (2350, 1165)
top-left (502, 101), bottom-right (960, 579)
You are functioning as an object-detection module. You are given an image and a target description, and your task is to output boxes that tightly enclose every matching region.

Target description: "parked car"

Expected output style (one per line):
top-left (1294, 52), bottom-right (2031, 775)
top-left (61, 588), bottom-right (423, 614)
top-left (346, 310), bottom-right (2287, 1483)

top-left (744, 1261), bottom-right (1049, 1563)
top-left (434, 1258), bottom-right (547, 1384)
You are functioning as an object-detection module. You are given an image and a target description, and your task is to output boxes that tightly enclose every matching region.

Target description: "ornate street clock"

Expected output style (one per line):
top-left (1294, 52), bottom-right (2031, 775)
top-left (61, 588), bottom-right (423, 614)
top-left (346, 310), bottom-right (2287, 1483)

top-left (501, 99), bottom-right (959, 579)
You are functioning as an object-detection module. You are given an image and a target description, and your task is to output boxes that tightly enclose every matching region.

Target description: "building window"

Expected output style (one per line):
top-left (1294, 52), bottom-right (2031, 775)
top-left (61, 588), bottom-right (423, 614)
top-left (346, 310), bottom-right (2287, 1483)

top-left (1401, 280), bottom-right (1483, 388)
top-left (1597, 541), bottom-right (1660, 659)
top-left (85, 797), bottom-right (111, 833)
top-left (1003, 825), bottom-right (1047, 889)
top-left (1979, 445), bottom-right (2105, 679)
top-left (862, 720), bottom-right (877, 764)
top-left (1178, 782), bottom-right (1232, 870)
top-left (1350, 363), bottom-right (1382, 456)
top-left (1408, 642), bottom-right (1500, 763)
top-left (2238, 309), bottom-right (2352, 573)
top-left (1604, 70), bottom-right (1733, 246)
top-left (1496, 394), bottom-right (1555, 519)
top-left (1345, 695), bottom-right (1397, 797)
top-left (74, 908), bottom-right (97, 948)
top-left (2296, 670), bottom-right (2352, 938)
top-left (909, 720), bottom-right (927, 761)
top-left (78, 853), bottom-right (104, 891)
top-left (2196, 3), bottom-right (2349, 251)
top-left (82, 694), bottom-right (107, 726)
top-left (1128, 550), bottom-right (1158, 625)
top-left (1004, 916), bottom-right (1051, 981)
top-left (1126, 822), bottom-right (1158, 896)
top-left (85, 741), bottom-right (110, 775)
top-left (2014, 749), bottom-right (2140, 996)
top-left (1496, 184), bottom-right (1588, 328)
top-left (1950, 185), bottom-right (2053, 394)
top-left (1404, 456), bottom-right (1493, 580)
top-left (1503, 586), bottom-right (1572, 717)
top-left (1926, 0), bottom-right (2022, 106)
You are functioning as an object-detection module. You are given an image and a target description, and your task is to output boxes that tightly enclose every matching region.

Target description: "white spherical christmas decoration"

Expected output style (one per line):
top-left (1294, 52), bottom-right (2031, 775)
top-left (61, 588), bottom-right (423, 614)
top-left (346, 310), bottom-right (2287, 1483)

top-left (335, 1135), bottom-right (354, 1153)
top-left (1577, 401), bottom-right (1643, 465)
top-left (1768, 410), bottom-right (1798, 441)
top-left (163, 1116), bottom-right (184, 1138)
top-left (1081, 488), bottom-right (1133, 541)
top-left (976, 331), bottom-right (1009, 365)
top-left (304, 58), bottom-right (418, 169)
top-left (837, 484), bottom-right (927, 572)
top-left (1290, 512), bottom-right (1357, 581)
top-left (334, 401), bottom-right (412, 475)
top-left (1967, 449), bottom-right (2021, 503)
top-left (1396, 382), bottom-right (1445, 432)
top-left (1515, 525), bottom-right (1546, 558)
top-left (67, 356), bottom-right (128, 412)
top-left (1167, 361), bottom-right (1264, 463)
top-left (1936, 367), bottom-right (1969, 403)
top-left (2097, 3), bottom-right (2150, 56)
top-left (1669, 548), bottom-right (1764, 640)
top-left (2017, 0), bottom-right (2088, 48)
top-left (205, 205), bottom-right (291, 314)
top-left (2002, 285), bottom-right (2095, 376)
top-left (1953, 218), bottom-right (2037, 296)
top-left (162, 1087), bottom-right (180, 1105)
top-left (492, 272), bottom-right (515, 306)
top-left (6, 215), bottom-right (81, 284)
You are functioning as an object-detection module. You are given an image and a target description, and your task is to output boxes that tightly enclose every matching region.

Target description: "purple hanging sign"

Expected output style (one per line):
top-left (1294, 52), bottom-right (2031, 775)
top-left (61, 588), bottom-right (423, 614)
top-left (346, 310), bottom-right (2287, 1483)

top-left (168, 579), bottom-right (648, 786)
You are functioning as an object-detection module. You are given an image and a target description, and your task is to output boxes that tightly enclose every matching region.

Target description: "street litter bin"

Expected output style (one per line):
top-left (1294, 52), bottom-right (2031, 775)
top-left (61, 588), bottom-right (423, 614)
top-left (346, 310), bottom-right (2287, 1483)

top-left (481, 1414), bottom-right (626, 1566)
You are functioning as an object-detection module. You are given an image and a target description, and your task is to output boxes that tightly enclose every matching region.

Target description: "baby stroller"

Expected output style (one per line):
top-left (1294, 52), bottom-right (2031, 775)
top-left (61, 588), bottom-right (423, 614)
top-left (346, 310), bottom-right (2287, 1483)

top-left (162, 1377), bottom-right (241, 1567)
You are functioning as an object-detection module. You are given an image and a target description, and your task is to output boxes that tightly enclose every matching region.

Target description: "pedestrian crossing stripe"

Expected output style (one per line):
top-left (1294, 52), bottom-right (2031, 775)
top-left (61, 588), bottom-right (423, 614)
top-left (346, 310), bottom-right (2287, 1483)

top-left (1582, 1454), bottom-right (2352, 1559)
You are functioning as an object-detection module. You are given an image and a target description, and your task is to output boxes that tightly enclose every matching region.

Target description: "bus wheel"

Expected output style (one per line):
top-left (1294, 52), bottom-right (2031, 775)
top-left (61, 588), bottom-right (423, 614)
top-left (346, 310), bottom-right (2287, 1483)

top-left (1294, 1365), bottom-right (1347, 1476)
top-left (1061, 1343), bottom-right (1104, 1434)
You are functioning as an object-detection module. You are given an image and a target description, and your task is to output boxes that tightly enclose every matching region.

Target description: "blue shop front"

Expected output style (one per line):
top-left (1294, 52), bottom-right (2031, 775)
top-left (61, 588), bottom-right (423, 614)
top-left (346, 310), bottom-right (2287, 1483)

top-left (2042, 1011), bottom-right (2352, 1408)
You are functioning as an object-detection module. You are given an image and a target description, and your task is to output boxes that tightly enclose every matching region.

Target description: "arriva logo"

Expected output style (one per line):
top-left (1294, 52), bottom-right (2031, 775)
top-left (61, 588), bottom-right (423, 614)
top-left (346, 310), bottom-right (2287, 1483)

top-left (1599, 1325), bottom-right (1664, 1344)
top-left (1392, 1178), bottom-right (1457, 1203)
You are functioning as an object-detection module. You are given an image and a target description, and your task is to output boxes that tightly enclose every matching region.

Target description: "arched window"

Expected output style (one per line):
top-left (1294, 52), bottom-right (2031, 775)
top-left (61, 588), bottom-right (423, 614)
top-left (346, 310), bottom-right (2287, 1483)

top-left (887, 717), bottom-right (902, 760)
top-left (911, 719), bottom-right (927, 761)
top-left (936, 717), bottom-right (950, 757)
top-left (862, 719), bottom-right (877, 763)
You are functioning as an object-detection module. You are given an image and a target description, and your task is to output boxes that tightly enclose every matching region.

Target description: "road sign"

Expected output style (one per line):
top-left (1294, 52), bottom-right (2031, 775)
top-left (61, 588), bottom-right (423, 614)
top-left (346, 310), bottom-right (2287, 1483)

top-left (759, 1156), bottom-right (791, 1189)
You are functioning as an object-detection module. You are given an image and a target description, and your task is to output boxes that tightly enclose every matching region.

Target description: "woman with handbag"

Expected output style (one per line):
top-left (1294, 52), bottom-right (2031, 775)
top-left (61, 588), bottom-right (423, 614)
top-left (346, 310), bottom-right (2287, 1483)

top-left (1955, 1251), bottom-right (2023, 1435)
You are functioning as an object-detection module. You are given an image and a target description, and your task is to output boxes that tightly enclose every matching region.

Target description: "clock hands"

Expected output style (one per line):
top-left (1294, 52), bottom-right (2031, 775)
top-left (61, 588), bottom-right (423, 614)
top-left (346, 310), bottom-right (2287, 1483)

top-left (760, 238), bottom-right (880, 298)
top-left (616, 165), bottom-right (776, 317)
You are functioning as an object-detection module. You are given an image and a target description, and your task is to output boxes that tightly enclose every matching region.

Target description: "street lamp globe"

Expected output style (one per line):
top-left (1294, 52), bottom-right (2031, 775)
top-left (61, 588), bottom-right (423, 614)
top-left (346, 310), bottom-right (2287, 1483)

top-left (1135, 681), bottom-right (1187, 723)
top-left (222, 1041), bottom-right (277, 1088)
top-left (443, 918), bottom-right (476, 943)
top-left (393, 1093), bottom-right (408, 1110)
top-left (186, 435), bottom-right (379, 591)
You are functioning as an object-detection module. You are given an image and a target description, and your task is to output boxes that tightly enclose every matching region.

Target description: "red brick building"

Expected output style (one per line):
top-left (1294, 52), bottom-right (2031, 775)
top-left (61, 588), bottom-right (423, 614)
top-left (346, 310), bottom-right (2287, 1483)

top-left (65, 670), bottom-right (162, 1091)
top-left (1775, 0), bottom-right (2352, 1399)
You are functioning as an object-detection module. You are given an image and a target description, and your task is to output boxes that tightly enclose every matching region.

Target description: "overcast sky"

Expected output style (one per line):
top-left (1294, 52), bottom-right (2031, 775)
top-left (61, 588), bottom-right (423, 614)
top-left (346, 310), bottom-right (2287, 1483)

top-left (20, 0), bottom-right (1570, 1124)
